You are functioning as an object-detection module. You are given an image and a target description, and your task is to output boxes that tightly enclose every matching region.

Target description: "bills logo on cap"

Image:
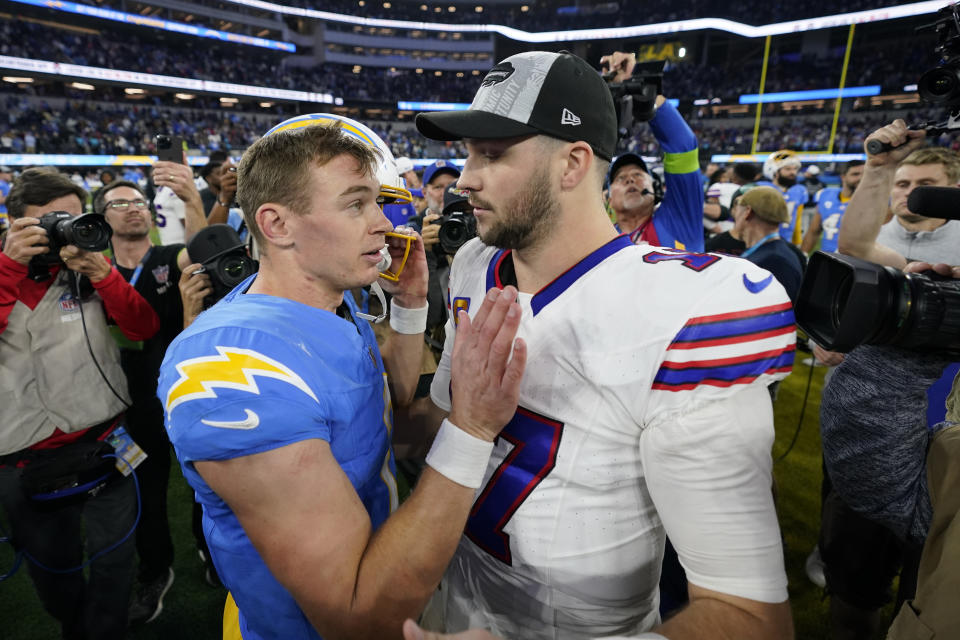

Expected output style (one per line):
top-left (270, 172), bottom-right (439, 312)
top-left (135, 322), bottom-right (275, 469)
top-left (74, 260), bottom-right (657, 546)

top-left (481, 62), bottom-right (515, 87)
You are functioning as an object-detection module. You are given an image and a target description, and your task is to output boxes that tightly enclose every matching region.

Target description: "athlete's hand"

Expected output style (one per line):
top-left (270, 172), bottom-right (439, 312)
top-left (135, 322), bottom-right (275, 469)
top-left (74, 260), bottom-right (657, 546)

top-left (179, 262), bottom-right (213, 327)
top-left (60, 245), bottom-right (112, 282)
top-left (380, 225), bottom-right (428, 308)
top-left (2, 217), bottom-right (48, 265)
top-left (863, 119), bottom-right (926, 167)
top-left (402, 619), bottom-right (503, 640)
top-left (448, 285), bottom-right (526, 442)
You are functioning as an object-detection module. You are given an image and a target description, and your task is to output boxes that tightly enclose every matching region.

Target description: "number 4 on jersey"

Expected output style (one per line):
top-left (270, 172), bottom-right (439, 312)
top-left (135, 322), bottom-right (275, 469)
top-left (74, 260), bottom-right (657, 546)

top-left (465, 407), bottom-right (564, 565)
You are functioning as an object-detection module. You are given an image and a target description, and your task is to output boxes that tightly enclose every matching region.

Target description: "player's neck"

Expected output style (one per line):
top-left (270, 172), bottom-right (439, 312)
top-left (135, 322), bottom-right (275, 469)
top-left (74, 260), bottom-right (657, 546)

top-left (247, 256), bottom-right (344, 313)
top-left (112, 236), bottom-right (153, 269)
top-left (511, 206), bottom-right (619, 294)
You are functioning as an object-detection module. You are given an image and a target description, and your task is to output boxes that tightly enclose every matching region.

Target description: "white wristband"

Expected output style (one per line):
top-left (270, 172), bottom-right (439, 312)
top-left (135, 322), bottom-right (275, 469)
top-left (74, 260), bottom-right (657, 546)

top-left (425, 418), bottom-right (494, 489)
top-left (389, 299), bottom-right (428, 334)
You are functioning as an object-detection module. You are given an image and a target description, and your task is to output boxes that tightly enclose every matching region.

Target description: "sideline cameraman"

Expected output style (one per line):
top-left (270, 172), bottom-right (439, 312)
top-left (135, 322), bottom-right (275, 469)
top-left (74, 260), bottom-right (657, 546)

top-left (602, 52), bottom-right (704, 252)
top-left (837, 120), bottom-right (960, 267)
top-left (0, 167), bottom-right (159, 638)
top-left (820, 261), bottom-right (960, 638)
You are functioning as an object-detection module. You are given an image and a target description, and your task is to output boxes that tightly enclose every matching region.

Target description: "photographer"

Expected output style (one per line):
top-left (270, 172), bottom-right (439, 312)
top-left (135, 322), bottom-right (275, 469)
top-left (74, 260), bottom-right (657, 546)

top-left (94, 178), bottom-right (200, 624)
top-left (0, 167), bottom-right (159, 638)
top-left (602, 51), bottom-right (704, 252)
top-left (820, 262), bottom-right (960, 637)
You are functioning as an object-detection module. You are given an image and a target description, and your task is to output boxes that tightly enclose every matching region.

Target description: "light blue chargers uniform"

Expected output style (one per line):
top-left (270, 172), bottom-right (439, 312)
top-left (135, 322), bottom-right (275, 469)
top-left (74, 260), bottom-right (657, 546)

top-left (756, 181), bottom-right (807, 242)
top-left (815, 187), bottom-right (849, 253)
top-left (157, 275), bottom-right (398, 640)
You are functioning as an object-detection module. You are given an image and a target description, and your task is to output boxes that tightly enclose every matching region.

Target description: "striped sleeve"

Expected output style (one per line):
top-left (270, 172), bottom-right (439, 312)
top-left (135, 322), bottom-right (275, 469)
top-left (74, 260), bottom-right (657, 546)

top-left (653, 301), bottom-right (796, 393)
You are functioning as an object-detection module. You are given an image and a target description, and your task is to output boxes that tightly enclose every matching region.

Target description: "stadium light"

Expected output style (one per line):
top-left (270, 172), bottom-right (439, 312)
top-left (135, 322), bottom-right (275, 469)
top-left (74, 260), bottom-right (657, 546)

top-left (70, 82), bottom-right (95, 90)
top-left (739, 85), bottom-right (881, 104)
top-left (2, 76), bottom-right (33, 83)
top-left (175, 93), bottom-right (195, 99)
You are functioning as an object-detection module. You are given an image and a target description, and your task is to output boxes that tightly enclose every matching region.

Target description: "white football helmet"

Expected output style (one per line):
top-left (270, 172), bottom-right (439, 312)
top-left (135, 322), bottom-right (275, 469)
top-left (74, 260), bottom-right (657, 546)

top-left (762, 149), bottom-right (801, 181)
top-left (262, 113), bottom-right (412, 206)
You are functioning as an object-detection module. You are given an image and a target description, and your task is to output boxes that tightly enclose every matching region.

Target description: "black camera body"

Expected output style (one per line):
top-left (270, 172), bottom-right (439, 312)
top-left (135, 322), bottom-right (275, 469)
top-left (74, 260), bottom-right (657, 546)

top-left (438, 211), bottom-right (477, 256)
top-left (605, 60), bottom-right (665, 134)
top-left (30, 211), bottom-right (113, 268)
top-left (918, 3), bottom-right (960, 108)
top-left (186, 224), bottom-right (258, 308)
top-left (437, 185), bottom-right (476, 256)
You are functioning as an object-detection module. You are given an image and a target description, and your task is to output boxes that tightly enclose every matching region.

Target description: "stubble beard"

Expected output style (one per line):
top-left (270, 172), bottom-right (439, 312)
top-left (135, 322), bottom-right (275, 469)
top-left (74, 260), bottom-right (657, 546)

top-left (477, 165), bottom-right (559, 251)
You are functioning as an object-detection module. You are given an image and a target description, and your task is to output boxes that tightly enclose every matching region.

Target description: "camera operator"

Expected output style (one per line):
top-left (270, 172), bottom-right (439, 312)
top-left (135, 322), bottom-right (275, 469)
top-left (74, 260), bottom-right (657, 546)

top-left (94, 178), bottom-right (201, 624)
top-left (0, 167), bottom-right (159, 638)
top-left (811, 122), bottom-right (960, 640)
top-left (820, 260), bottom-right (960, 638)
top-left (838, 120), bottom-right (960, 267)
top-left (601, 51), bottom-right (705, 252)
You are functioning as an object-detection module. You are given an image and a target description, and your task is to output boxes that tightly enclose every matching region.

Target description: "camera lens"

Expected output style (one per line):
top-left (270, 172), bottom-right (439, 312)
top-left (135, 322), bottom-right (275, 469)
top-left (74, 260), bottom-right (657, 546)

top-left (62, 214), bottom-right (113, 252)
top-left (219, 255), bottom-right (250, 285)
top-left (918, 65), bottom-right (960, 104)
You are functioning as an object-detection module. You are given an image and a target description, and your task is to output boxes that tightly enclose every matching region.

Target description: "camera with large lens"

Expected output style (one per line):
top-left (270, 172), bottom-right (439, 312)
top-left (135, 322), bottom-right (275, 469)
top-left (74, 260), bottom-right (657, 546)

top-left (795, 251), bottom-right (960, 355)
top-left (437, 185), bottom-right (476, 255)
top-left (31, 211), bottom-right (113, 268)
top-left (918, 3), bottom-right (960, 107)
top-left (795, 185), bottom-right (960, 355)
top-left (186, 224), bottom-right (258, 308)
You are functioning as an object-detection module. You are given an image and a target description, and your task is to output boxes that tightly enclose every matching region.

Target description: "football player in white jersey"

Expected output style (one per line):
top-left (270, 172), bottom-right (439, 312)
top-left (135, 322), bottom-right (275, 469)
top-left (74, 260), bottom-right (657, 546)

top-left (413, 51), bottom-right (794, 639)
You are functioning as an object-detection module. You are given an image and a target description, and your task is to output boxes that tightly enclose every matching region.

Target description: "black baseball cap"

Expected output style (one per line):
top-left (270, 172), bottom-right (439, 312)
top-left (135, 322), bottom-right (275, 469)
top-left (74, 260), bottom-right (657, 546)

top-left (608, 153), bottom-right (649, 184)
top-left (187, 224), bottom-right (245, 265)
top-left (416, 51), bottom-right (618, 161)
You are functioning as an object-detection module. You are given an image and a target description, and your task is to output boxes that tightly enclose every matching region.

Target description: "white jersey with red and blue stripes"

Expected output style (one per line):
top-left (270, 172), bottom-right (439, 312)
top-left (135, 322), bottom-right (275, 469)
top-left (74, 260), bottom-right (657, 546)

top-left (429, 236), bottom-right (793, 639)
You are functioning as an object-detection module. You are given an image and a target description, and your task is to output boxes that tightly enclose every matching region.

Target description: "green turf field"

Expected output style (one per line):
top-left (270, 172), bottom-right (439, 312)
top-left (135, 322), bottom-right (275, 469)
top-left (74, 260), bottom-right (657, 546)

top-left (0, 359), bottom-right (896, 639)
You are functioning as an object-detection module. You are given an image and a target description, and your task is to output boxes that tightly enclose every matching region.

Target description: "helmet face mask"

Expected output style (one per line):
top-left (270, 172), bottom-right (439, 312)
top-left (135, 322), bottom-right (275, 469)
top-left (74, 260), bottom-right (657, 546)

top-left (763, 149), bottom-right (801, 182)
top-left (262, 113), bottom-right (412, 207)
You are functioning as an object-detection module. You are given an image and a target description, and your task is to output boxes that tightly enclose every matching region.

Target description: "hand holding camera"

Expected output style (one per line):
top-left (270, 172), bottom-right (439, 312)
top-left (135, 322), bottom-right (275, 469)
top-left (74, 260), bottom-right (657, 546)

top-left (178, 262), bottom-right (213, 327)
top-left (219, 161), bottom-right (238, 206)
top-left (3, 217), bottom-right (49, 265)
top-left (60, 244), bottom-right (112, 283)
top-left (421, 211), bottom-right (441, 248)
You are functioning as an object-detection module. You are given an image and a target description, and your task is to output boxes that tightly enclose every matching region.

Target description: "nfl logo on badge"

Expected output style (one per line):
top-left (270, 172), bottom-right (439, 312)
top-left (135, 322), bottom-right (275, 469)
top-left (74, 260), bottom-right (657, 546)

top-left (152, 265), bottom-right (170, 284)
top-left (59, 292), bottom-right (79, 312)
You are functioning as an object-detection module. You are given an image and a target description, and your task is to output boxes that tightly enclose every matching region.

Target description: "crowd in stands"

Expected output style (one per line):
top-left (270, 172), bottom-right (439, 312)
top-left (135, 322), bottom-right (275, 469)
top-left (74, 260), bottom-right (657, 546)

top-left (1, 14), bottom-right (940, 109)
top-left (275, 0), bottom-right (887, 29)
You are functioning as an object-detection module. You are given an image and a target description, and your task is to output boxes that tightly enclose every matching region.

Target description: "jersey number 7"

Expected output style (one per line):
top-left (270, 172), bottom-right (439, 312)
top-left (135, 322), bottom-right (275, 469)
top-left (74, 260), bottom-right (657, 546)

top-left (465, 407), bottom-right (564, 565)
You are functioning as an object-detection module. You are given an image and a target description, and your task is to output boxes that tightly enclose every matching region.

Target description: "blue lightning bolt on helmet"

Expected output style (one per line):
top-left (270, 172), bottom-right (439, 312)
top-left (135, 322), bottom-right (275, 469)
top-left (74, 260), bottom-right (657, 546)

top-left (261, 113), bottom-right (412, 206)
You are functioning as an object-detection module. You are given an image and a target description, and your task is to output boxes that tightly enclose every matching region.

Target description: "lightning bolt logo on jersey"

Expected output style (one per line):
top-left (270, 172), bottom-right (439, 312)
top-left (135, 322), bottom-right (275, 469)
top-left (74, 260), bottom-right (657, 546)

top-left (157, 275), bottom-right (399, 640)
top-left (815, 187), bottom-right (850, 253)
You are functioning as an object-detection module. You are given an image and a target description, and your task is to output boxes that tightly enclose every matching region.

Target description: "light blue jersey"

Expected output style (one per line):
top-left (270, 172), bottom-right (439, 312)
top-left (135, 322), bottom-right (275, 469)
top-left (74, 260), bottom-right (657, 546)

top-left (158, 276), bottom-right (398, 640)
top-left (815, 187), bottom-right (850, 253)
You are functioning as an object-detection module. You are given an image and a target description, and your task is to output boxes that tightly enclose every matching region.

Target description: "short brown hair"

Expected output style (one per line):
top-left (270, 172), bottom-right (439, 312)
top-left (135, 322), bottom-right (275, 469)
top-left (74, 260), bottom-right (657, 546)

top-left (93, 179), bottom-right (145, 214)
top-left (236, 123), bottom-right (378, 251)
top-left (6, 168), bottom-right (88, 219)
top-left (901, 147), bottom-right (960, 184)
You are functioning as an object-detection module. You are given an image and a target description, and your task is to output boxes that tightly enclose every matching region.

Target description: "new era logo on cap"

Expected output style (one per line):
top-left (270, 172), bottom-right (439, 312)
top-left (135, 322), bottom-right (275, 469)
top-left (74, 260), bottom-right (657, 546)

top-left (561, 108), bottom-right (581, 126)
top-left (414, 51), bottom-right (618, 160)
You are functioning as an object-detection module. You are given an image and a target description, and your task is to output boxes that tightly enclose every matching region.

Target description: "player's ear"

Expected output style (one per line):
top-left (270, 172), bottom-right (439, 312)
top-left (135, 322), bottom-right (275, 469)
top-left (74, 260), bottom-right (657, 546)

top-left (560, 141), bottom-right (593, 192)
top-left (256, 203), bottom-right (295, 249)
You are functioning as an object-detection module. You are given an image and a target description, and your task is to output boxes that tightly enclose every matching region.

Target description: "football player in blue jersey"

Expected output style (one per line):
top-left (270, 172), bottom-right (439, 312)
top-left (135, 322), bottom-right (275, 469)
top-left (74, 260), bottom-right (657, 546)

top-left (800, 160), bottom-right (864, 254)
top-left (157, 115), bottom-right (527, 640)
top-left (756, 150), bottom-right (809, 245)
